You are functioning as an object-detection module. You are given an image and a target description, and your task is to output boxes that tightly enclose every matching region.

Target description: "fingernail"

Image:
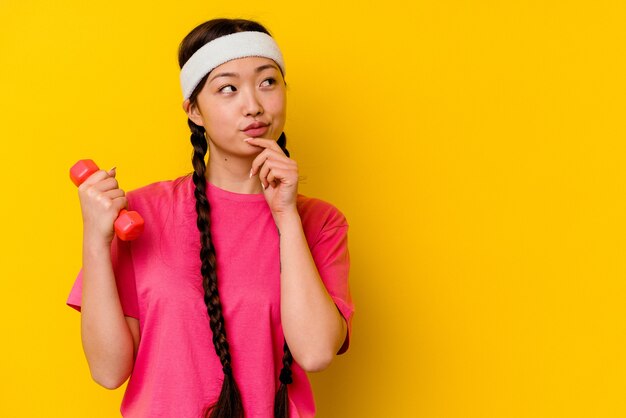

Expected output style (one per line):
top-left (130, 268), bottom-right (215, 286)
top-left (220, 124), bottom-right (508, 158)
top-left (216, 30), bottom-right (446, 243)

top-left (261, 181), bottom-right (266, 190)
top-left (249, 169), bottom-right (253, 178)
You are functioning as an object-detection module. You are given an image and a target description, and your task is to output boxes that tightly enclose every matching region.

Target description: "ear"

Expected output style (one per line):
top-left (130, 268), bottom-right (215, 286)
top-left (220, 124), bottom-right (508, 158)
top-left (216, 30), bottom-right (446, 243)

top-left (182, 99), bottom-right (205, 127)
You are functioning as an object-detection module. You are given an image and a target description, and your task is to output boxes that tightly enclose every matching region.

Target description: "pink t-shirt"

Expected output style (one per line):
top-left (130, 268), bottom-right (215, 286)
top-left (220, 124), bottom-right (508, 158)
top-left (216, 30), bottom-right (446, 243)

top-left (67, 175), bottom-right (353, 418)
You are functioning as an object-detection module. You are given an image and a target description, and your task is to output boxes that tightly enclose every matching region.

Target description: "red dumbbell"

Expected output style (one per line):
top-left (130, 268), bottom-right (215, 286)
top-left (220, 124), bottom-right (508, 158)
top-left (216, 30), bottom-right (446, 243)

top-left (70, 159), bottom-right (144, 241)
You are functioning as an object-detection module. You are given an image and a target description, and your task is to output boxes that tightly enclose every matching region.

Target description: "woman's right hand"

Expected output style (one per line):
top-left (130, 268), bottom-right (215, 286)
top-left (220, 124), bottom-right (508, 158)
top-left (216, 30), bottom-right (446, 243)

top-left (77, 167), bottom-right (127, 245)
top-left (78, 167), bottom-right (136, 388)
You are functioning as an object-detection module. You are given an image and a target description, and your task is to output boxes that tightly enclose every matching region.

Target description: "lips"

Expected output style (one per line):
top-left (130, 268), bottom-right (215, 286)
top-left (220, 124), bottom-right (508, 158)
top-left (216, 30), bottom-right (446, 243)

top-left (242, 121), bottom-right (269, 137)
top-left (244, 121), bottom-right (268, 130)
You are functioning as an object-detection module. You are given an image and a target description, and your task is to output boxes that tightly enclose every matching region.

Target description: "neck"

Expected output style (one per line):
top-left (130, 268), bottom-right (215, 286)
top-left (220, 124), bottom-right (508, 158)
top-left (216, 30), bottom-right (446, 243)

top-left (205, 152), bottom-right (264, 195)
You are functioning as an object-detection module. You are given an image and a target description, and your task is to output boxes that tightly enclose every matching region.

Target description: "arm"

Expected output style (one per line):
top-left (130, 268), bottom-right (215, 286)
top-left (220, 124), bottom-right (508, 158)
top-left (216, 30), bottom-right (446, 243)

top-left (275, 209), bottom-right (347, 372)
top-left (77, 168), bottom-right (139, 389)
top-left (246, 137), bottom-right (348, 372)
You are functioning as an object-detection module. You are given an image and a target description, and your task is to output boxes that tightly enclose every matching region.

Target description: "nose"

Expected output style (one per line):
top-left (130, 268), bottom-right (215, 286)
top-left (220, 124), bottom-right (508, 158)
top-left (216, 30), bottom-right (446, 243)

top-left (242, 88), bottom-right (263, 116)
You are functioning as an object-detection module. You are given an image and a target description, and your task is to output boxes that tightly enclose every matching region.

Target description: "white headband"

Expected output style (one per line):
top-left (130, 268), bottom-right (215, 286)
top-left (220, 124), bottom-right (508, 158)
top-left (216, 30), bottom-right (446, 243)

top-left (180, 31), bottom-right (285, 100)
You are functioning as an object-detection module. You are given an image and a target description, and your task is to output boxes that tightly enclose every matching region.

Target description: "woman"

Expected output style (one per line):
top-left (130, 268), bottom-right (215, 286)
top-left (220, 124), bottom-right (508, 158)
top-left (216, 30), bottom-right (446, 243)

top-left (67, 18), bottom-right (353, 418)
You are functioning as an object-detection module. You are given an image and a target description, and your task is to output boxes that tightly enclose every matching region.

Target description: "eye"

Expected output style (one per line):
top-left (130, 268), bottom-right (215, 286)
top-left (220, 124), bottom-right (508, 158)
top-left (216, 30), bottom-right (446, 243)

top-left (219, 84), bottom-right (236, 93)
top-left (260, 78), bottom-right (276, 87)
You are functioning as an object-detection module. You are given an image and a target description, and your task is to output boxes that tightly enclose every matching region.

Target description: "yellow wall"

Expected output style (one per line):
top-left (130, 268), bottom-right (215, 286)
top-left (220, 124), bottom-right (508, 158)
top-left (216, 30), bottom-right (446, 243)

top-left (1, 1), bottom-right (624, 417)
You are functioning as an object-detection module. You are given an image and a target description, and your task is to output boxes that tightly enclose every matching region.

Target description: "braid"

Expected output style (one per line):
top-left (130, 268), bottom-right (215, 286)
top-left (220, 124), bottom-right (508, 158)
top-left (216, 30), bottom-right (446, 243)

top-left (277, 132), bottom-right (290, 157)
top-left (274, 342), bottom-right (294, 418)
top-left (190, 121), bottom-right (293, 417)
top-left (189, 119), bottom-right (244, 418)
top-left (275, 132), bottom-right (293, 418)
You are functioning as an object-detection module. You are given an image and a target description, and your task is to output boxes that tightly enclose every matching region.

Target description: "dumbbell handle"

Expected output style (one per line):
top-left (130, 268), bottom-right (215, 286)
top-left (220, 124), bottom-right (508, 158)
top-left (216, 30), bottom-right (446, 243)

top-left (70, 159), bottom-right (144, 241)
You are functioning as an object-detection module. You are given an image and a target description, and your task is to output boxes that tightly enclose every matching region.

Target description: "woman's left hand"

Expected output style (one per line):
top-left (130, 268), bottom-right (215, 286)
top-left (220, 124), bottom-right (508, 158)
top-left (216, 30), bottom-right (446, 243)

top-left (246, 137), bottom-right (299, 218)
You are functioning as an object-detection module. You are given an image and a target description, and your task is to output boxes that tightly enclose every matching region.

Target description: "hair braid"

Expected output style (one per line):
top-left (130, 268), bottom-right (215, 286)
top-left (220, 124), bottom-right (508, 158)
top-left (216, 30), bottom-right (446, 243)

top-left (274, 342), bottom-right (294, 418)
top-left (277, 132), bottom-right (290, 158)
top-left (273, 132), bottom-right (294, 418)
top-left (189, 119), bottom-right (244, 418)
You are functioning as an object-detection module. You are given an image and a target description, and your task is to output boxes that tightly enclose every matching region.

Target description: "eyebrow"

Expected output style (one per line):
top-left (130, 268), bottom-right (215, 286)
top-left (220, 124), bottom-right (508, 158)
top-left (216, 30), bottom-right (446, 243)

top-left (208, 64), bottom-right (279, 83)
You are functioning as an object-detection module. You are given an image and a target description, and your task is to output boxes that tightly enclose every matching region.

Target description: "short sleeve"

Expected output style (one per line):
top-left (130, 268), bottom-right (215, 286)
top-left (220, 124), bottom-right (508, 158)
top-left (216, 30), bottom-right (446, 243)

top-left (309, 218), bottom-right (354, 355)
top-left (66, 235), bottom-right (140, 319)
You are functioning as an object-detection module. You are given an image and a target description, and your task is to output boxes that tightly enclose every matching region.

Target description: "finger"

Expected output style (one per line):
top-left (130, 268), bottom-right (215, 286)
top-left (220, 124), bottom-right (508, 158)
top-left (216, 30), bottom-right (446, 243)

top-left (258, 160), bottom-right (293, 188)
top-left (77, 166), bottom-right (118, 191)
top-left (87, 190), bottom-right (126, 214)
top-left (78, 169), bottom-right (110, 190)
top-left (90, 176), bottom-right (120, 193)
top-left (103, 188), bottom-right (125, 200)
top-left (250, 149), bottom-right (291, 177)
top-left (257, 158), bottom-right (293, 188)
top-left (267, 167), bottom-right (298, 189)
top-left (266, 168), bottom-right (284, 187)
top-left (111, 196), bottom-right (128, 212)
top-left (89, 187), bottom-right (125, 210)
top-left (243, 137), bottom-right (283, 153)
top-left (250, 149), bottom-right (272, 178)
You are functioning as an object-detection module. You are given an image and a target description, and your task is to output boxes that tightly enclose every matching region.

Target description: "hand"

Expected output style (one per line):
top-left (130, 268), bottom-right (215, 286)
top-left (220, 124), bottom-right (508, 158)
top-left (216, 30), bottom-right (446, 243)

top-left (245, 137), bottom-right (299, 218)
top-left (77, 167), bottom-right (127, 245)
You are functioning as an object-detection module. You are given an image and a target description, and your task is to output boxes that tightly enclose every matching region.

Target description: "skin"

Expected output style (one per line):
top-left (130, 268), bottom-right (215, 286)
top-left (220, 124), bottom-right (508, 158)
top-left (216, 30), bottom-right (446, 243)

top-left (78, 55), bottom-right (347, 389)
top-left (78, 167), bottom-right (139, 389)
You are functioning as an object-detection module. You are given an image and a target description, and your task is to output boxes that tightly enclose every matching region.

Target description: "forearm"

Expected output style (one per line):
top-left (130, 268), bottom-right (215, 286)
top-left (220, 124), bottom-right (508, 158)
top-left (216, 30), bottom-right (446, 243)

top-left (276, 210), bottom-right (347, 372)
top-left (80, 234), bottom-right (135, 389)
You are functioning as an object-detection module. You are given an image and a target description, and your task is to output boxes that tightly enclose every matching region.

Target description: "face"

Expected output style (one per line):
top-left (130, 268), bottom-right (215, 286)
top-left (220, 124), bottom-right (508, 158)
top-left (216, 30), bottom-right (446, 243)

top-left (184, 56), bottom-right (287, 158)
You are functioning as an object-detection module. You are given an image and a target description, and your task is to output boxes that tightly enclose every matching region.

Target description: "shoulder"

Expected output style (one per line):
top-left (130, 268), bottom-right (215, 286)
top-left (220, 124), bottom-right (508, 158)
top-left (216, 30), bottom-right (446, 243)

top-left (297, 194), bottom-right (349, 245)
top-left (126, 174), bottom-right (192, 210)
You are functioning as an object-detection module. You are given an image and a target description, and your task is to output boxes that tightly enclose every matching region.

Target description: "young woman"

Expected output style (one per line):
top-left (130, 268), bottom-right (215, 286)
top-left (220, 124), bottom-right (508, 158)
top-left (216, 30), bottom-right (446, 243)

top-left (67, 18), bottom-right (353, 418)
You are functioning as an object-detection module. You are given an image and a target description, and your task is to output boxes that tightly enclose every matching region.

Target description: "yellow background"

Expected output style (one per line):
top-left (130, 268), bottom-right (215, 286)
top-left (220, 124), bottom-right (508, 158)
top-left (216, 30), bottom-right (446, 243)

top-left (1, 1), bottom-right (625, 417)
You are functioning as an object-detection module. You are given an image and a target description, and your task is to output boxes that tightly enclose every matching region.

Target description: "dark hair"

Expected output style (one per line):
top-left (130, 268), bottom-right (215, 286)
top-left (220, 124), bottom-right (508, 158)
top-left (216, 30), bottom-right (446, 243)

top-left (178, 18), bottom-right (292, 418)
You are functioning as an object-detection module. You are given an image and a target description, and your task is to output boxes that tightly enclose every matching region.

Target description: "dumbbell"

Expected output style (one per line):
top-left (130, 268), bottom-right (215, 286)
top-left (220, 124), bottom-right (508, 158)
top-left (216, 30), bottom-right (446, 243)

top-left (70, 159), bottom-right (144, 241)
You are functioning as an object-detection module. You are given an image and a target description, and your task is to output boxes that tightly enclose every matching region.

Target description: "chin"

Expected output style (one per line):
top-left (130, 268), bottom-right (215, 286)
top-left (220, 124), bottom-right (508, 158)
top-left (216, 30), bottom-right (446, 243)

top-left (239, 142), bottom-right (264, 155)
